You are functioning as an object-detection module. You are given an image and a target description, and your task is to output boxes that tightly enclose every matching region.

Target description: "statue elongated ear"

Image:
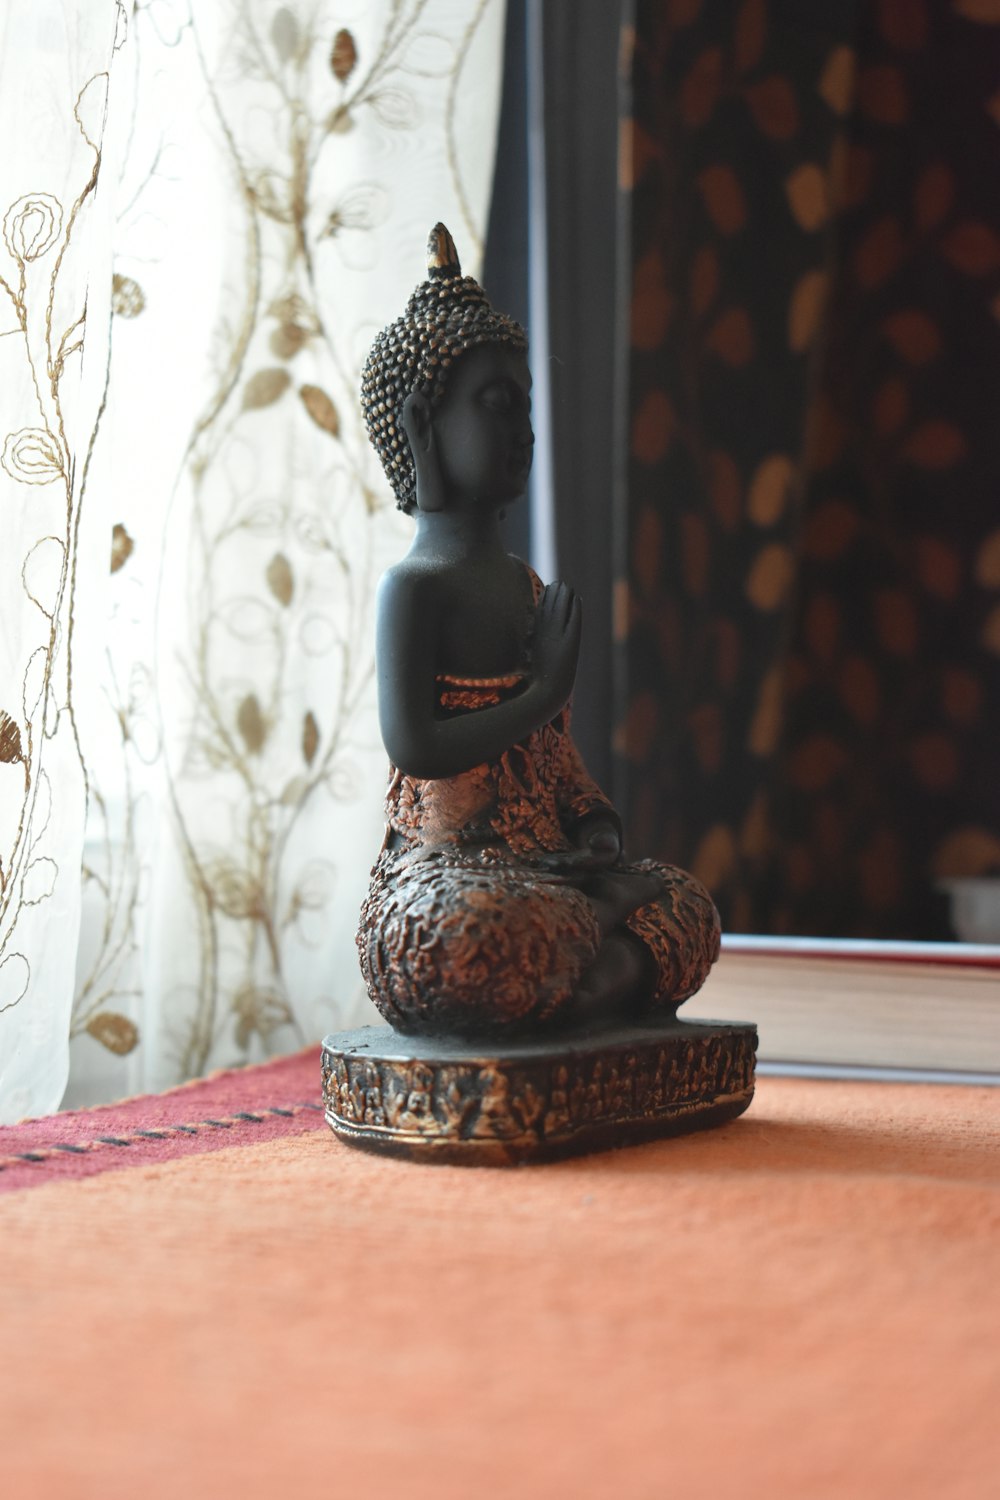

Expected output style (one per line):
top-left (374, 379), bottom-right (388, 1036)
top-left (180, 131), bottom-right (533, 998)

top-left (401, 391), bottom-right (445, 513)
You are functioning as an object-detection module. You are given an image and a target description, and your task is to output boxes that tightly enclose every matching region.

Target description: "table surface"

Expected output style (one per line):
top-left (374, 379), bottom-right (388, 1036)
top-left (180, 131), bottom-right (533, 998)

top-left (1, 1047), bottom-right (997, 1500)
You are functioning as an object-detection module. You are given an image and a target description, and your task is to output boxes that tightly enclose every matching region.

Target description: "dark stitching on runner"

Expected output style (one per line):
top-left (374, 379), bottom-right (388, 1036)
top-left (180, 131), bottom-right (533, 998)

top-left (0, 1100), bottom-right (321, 1173)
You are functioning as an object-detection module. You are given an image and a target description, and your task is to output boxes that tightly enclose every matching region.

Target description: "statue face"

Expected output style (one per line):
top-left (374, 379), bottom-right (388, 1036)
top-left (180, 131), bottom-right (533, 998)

top-left (431, 342), bottom-right (534, 508)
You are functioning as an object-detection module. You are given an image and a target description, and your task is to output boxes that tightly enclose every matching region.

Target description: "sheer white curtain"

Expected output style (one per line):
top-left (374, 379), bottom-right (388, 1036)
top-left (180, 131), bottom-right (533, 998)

top-left (0, 0), bottom-right (125, 1119)
top-left (0, 0), bottom-right (507, 1121)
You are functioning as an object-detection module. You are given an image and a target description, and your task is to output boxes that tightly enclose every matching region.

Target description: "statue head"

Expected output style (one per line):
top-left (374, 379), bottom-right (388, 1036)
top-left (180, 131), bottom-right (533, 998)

top-left (361, 224), bottom-right (528, 513)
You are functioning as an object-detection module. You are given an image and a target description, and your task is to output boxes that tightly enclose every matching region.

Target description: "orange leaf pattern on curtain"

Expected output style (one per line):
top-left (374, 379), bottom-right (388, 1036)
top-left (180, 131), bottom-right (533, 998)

top-left (618, 0), bottom-right (1000, 937)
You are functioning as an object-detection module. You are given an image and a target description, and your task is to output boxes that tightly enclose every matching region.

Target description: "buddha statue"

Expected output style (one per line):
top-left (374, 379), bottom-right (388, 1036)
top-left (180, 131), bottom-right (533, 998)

top-left (354, 225), bottom-right (721, 1039)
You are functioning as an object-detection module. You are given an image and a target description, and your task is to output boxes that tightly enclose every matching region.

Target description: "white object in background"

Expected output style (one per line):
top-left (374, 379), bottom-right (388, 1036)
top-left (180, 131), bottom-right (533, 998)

top-left (939, 879), bottom-right (1000, 944)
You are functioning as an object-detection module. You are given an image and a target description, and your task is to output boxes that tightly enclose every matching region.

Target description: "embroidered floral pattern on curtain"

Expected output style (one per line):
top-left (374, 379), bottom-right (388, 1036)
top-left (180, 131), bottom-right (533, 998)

top-left (0, 2), bottom-right (127, 1120)
top-left (0, 0), bottom-right (506, 1119)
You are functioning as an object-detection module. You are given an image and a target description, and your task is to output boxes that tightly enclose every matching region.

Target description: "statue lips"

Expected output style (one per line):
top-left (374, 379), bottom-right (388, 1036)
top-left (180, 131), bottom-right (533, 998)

top-left (509, 441), bottom-right (533, 490)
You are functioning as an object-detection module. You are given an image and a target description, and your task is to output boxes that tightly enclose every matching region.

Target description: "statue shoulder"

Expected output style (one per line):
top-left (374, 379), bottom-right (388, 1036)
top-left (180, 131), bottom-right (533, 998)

top-left (377, 557), bottom-right (450, 627)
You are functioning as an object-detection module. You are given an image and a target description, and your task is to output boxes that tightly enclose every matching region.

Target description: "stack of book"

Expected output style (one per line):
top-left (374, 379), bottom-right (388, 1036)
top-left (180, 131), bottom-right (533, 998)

top-left (685, 937), bottom-right (1000, 1079)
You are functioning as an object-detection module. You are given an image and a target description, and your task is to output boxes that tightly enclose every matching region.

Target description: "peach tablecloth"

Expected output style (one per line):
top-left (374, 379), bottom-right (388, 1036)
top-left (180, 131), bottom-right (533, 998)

top-left (1, 1048), bottom-right (997, 1499)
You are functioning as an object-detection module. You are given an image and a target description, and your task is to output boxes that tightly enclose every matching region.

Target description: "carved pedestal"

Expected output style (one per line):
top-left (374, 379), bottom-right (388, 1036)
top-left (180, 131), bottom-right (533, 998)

top-left (321, 1018), bottom-right (757, 1165)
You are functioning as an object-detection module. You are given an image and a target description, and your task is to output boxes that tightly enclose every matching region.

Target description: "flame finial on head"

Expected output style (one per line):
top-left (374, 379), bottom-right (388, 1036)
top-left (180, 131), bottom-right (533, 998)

top-left (427, 223), bottom-right (461, 279)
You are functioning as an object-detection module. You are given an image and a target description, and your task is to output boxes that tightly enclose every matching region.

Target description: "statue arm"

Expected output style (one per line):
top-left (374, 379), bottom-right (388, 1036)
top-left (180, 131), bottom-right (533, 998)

top-left (375, 571), bottom-right (580, 780)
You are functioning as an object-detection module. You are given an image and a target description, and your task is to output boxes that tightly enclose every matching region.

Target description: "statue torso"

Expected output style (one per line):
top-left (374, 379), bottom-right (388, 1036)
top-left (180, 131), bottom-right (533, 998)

top-left (419, 550), bottom-right (537, 679)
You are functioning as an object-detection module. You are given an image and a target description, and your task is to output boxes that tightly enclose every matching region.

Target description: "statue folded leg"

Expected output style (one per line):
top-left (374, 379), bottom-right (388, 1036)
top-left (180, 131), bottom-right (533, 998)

top-left (357, 848), bottom-right (719, 1037)
top-left (358, 850), bottom-right (602, 1034)
top-left (622, 861), bottom-right (722, 1007)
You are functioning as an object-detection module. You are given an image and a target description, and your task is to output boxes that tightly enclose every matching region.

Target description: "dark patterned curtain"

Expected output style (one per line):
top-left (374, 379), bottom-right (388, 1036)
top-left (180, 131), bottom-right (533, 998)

top-left (615, 0), bottom-right (1000, 938)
